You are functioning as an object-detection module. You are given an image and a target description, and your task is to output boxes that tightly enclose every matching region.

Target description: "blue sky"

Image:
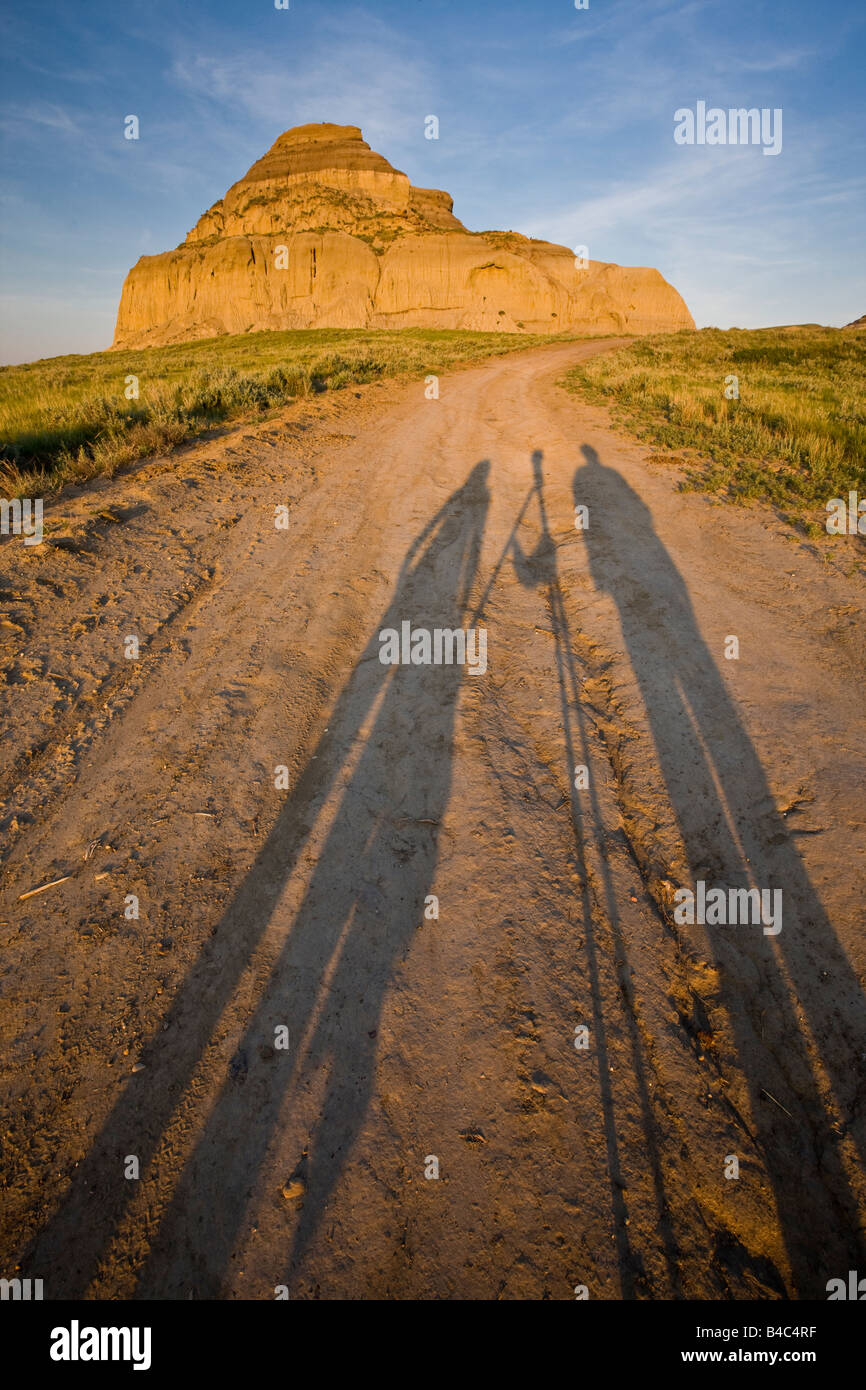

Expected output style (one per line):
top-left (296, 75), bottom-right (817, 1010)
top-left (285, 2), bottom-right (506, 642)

top-left (1, 0), bottom-right (864, 364)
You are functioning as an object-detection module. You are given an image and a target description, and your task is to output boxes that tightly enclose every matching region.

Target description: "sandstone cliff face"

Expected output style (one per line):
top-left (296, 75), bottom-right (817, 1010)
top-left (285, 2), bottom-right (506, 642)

top-left (113, 123), bottom-right (694, 348)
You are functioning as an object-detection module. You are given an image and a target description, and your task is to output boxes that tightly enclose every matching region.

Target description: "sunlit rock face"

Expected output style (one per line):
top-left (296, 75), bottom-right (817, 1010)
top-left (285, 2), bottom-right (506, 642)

top-left (112, 122), bottom-right (695, 348)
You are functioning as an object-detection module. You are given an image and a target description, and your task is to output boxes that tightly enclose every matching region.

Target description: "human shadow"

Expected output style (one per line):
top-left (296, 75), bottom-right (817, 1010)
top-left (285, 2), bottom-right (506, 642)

top-left (574, 443), bottom-right (866, 1296)
top-left (23, 461), bottom-right (491, 1298)
top-left (509, 449), bottom-right (684, 1298)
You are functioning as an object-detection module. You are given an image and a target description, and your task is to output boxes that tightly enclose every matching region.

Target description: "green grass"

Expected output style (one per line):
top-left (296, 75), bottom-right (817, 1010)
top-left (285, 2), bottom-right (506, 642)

top-left (0, 327), bottom-right (569, 495)
top-left (561, 326), bottom-right (866, 519)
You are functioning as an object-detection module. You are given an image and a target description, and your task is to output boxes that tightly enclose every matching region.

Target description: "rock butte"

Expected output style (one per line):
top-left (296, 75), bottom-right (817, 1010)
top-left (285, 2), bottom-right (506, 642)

top-left (112, 122), bottom-right (695, 348)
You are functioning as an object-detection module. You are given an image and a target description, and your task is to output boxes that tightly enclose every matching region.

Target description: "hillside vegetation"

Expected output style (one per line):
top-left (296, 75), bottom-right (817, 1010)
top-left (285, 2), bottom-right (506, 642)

top-left (0, 327), bottom-right (564, 494)
top-left (561, 326), bottom-right (866, 520)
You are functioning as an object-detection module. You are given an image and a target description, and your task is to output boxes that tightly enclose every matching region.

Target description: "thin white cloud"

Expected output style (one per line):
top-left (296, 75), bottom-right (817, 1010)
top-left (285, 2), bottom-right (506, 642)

top-left (520, 152), bottom-right (767, 244)
top-left (723, 47), bottom-right (817, 73)
top-left (518, 140), bottom-right (865, 328)
top-left (168, 11), bottom-right (438, 167)
top-left (0, 103), bottom-right (82, 137)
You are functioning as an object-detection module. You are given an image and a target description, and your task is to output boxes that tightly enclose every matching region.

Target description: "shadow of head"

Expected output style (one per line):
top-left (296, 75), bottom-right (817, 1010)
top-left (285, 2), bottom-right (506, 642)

top-left (474, 458), bottom-right (491, 485)
top-left (460, 458), bottom-right (490, 501)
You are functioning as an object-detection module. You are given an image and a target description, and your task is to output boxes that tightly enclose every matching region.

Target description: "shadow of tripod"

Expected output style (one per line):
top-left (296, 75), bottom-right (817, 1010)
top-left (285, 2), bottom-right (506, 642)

top-left (508, 449), bottom-right (683, 1298)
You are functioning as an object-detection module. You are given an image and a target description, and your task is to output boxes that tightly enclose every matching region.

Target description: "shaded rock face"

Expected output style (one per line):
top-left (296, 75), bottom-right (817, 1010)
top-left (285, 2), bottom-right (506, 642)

top-left (113, 123), bottom-right (695, 348)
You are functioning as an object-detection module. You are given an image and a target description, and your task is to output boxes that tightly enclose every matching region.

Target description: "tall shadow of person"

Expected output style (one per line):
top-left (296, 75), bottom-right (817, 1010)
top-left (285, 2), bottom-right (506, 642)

top-left (134, 458), bottom-right (491, 1296)
top-left (23, 461), bottom-right (490, 1299)
top-left (574, 443), bottom-right (866, 1295)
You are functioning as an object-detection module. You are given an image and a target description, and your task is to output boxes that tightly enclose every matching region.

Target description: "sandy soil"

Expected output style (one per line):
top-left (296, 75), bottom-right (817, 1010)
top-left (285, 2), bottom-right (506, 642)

top-left (1, 339), bottom-right (864, 1300)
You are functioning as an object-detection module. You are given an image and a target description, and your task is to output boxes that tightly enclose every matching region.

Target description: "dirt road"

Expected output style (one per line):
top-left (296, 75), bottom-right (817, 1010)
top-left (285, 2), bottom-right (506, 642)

top-left (1, 339), bottom-right (864, 1299)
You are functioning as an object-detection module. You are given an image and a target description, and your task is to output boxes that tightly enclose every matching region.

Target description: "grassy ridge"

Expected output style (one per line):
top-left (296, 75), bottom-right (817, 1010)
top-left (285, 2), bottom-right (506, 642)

top-left (0, 327), bottom-right (564, 494)
top-left (561, 326), bottom-right (866, 517)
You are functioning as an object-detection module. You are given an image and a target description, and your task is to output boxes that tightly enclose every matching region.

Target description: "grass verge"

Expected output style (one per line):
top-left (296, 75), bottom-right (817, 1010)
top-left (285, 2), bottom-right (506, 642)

top-left (1, 327), bottom-right (572, 495)
top-left (560, 326), bottom-right (866, 525)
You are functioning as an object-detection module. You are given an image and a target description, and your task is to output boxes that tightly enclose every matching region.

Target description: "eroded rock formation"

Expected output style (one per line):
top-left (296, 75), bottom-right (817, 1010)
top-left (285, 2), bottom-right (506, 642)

top-left (113, 123), bottom-right (694, 348)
